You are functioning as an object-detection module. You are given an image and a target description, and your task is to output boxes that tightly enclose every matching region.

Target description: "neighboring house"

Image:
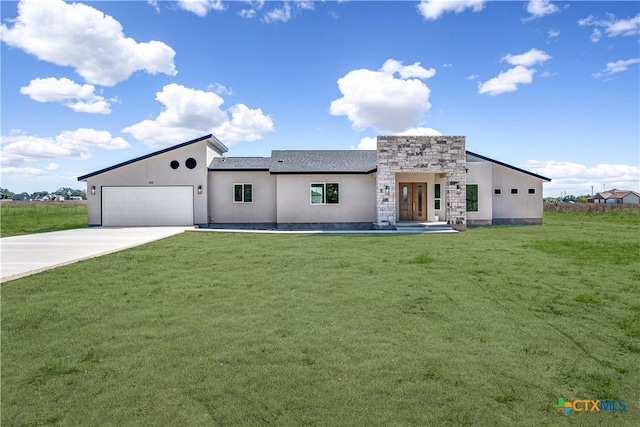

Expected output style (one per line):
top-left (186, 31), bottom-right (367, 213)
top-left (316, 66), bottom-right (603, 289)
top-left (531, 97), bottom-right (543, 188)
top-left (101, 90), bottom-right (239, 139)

top-left (78, 134), bottom-right (551, 230)
top-left (589, 189), bottom-right (640, 204)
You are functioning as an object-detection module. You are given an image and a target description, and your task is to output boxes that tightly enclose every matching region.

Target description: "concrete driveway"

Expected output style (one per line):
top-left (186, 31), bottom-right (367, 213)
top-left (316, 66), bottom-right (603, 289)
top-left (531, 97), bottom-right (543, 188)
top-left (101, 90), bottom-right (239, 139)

top-left (0, 227), bottom-right (191, 283)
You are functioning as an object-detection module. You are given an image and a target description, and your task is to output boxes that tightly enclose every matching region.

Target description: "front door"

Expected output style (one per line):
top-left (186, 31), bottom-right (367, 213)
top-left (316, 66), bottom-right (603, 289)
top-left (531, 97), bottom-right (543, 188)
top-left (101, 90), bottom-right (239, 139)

top-left (399, 183), bottom-right (427, 221)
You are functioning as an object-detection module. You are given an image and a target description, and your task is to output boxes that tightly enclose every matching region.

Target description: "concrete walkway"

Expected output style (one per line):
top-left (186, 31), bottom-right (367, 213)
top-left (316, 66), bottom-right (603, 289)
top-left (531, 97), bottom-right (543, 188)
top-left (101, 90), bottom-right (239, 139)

top-left (0, 227), bottom-right (191, 283)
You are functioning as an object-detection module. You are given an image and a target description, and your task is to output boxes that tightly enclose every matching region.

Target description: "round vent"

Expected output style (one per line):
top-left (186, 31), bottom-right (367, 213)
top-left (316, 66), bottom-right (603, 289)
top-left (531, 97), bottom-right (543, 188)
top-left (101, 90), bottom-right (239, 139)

top-left (170, 160), bottom-right (179, 169)
top-left (186, 158), bottom-right (197, 169)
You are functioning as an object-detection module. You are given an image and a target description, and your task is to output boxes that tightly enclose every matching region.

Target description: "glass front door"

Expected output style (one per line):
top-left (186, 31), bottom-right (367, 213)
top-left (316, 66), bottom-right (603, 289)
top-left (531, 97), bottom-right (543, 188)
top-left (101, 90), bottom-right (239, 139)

top-left (399, 183), bottom-right (427, 221)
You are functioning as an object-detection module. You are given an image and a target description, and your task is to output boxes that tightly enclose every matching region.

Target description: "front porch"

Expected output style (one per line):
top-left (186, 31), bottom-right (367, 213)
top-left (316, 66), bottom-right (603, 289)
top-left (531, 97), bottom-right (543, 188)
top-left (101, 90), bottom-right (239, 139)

top-left (375, 136), bottom-right (468, 231)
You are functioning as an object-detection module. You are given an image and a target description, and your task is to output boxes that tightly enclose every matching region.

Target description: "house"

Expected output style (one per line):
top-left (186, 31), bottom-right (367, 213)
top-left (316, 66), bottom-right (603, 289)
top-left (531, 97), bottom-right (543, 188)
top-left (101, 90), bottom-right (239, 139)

top-left (78, 134), bottom-right (551, 230)
top-left (588, 189), bottom-right (640, 205)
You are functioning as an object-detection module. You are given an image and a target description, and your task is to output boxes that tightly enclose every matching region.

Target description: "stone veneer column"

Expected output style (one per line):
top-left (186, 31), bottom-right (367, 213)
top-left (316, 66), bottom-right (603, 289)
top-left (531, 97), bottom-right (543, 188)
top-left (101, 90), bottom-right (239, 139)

top-left (376, 136), bottom-right (467, 231)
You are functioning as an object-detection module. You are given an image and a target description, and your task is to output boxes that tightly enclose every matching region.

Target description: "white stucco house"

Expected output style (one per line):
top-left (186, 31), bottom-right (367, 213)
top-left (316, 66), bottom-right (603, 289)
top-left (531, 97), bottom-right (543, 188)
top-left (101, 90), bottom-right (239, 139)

top-left (78, 134), bottom-right (550, 231)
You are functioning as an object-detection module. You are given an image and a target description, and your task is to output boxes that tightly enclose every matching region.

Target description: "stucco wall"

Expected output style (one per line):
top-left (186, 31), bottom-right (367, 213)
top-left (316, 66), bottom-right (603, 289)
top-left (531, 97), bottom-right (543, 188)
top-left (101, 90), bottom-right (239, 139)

top-left (275, 174), bottom-right (376, 223)
top-left (491, 163), bottom-right (544, 222)
top-left (85, 140), bottom-right (213, 225)
top-left (208, 171), bottom-right (277, 223)
top-left (465, 162), bottom-right (493, 224)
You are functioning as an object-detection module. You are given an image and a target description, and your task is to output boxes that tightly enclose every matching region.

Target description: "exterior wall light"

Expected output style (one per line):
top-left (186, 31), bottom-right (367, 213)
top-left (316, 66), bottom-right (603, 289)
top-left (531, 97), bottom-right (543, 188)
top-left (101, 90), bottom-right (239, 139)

top-left (91, 185), bottom-right (96, 195)
top-left (198, 185), bottom-right (202, 194)
top-left (385, 185), bottom-right (390, 195)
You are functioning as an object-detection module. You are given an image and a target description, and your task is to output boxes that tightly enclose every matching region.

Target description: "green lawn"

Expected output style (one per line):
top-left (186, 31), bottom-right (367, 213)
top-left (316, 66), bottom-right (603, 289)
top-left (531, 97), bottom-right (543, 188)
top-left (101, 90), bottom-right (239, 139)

top-left (2, 211), bottom-right (639, 426)
top-left (0, 202), bottom-right (87, 237)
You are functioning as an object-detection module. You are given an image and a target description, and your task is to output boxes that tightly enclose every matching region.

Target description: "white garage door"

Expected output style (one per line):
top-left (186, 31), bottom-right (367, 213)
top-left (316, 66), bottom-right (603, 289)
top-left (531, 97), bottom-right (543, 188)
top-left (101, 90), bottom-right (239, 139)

top-left (102, 186), bottom-right (194, 226)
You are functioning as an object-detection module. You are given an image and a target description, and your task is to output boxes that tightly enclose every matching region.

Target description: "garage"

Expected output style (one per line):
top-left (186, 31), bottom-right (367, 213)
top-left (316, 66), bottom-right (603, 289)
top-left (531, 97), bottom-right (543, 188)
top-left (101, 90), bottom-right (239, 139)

top-left (102, 186), bottom-right (194, 226)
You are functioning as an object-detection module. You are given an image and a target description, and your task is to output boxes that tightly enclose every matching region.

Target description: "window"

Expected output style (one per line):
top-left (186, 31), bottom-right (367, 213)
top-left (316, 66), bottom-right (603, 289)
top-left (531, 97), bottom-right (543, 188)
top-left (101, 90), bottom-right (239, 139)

top-left (528, 188), bottom-right (536, 195)
top-left (311, 183), bottom-right (339, 204)
top-left (234, 184), bottom-right (252, 203)
top-left (466, 184), bottom-right (478, 212)
top-left (494, 188), bottom-right (502, 195)
top-left (435, 199), bottom-right (441, 210)
top-left (185, 158), bottom-right (197, 169)
top-left (511, 188), bottom-right (519, 195)
top-left (434, 183), bottom-right (441, 210)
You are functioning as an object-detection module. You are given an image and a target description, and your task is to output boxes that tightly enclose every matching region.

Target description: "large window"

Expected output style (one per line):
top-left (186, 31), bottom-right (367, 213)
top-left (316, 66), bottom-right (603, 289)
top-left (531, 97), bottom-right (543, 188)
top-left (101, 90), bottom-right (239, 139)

top-left (466, 184), bottom-right (478, 212)
top-left (311, 183), bottom-right (339, 204)
top-left (434, 183), bottom-right (441, 210)
top-left (234, 184), bottom-right (252, 203)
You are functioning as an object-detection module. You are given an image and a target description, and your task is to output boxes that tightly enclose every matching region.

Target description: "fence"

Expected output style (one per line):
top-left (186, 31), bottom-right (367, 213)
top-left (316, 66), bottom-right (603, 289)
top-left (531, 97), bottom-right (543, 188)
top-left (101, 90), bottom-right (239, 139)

top-left (544, 202), bottom-right (640, 213)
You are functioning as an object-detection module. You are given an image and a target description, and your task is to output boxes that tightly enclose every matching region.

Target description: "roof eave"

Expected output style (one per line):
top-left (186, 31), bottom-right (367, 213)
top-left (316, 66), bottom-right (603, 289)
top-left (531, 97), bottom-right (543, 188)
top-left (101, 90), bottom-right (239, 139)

top-left (78, 134), bottom-right (219, 181)
top-left (466, 150), bottom-right (551, 182)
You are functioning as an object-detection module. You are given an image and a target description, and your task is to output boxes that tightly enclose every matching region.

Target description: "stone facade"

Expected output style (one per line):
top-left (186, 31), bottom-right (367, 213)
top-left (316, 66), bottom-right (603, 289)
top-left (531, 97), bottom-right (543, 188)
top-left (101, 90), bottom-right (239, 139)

top-left (376, 136), bottom-right (467, 231)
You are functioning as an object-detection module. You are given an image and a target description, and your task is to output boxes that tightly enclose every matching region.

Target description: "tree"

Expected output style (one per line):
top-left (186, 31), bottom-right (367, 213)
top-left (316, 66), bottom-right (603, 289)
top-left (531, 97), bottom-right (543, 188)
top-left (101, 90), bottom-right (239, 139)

top-left (0, 187), bottom-right (15, 200)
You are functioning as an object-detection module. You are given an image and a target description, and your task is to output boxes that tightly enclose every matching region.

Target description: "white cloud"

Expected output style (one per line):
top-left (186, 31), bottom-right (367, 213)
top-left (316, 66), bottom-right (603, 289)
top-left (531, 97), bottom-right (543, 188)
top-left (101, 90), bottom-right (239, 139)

top-left (20, 77), bottom-right (112, 114)
top-left (548, 28), bottom-right (560, 38)
top-left (0, 0), bottom-right (176, 86)
top-left (522, 160), bottom-right (640, 196)
top-left (123, 83), bottom-right (274, 148)
top-left (1, 166), bottom-right (46, 178)
top-left (478, 65), bottom-right (535, 96)
top-left (237, 0), bottom-right (313, 23)
top-left (262, 1), bottom-right (314, 23)
top-left (525, 0), bottom-right (558, 19)
top-left (466, 74), bottom-right (479, 81)
top-left (45, 163), bottom-right (60, 171)
top-left (208, 83), bottom-right (234, 96)
top-left (350, 136), bottom-right (377, 150)
top-left (350, 128), bottom-right (442, 150)
top-left (1, 129), bottom-right (130, 165)
top-left (330, 59), bottom-right (435, 133)
top-left (177, 0), bottom-right (225, 17)
top-left (592, 58), bottom-right (640, 79)
top-left (503, 48), bottom-right (552, 67)
top-left (478, 49), bottom-right (551, 96)
top-left (148, 1), bottom-right (160, 13)
top-left (239, 0), bottom-right (265, 19)
top-left (397, 127), bottom-right (443, 137)
top-left (417, 0), bottom-right (486, 20)
top-left (212, 104), bottom-right (276, 143)
top-left (381, 59), bottom-right (436, 79)
top-left (578, 13), bottom-right (640, 42)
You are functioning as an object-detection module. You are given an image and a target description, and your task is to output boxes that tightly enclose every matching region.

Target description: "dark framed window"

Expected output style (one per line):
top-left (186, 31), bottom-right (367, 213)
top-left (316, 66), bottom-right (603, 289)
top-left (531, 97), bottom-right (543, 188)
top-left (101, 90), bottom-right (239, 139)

top-left (494, 188), bottom-right (502, 195)
top-left (435, 199), bottom-right (441, 210)
top-left (434, 183), bottom-right (441, 199)
top-left (234, 184), bottom-right (252, 203)
top-left (528, 188), bottom-right (536, 195)
top-left (170, 160), bottom-right (179, 169)
top-left (186, 158), bottom-right (197, 169)
top-left (311, 183), bottom-right (339, 204)
top-left (466, 184), bottom-right (478, 212)
top-left (511, 188), bottom-right (519, 195)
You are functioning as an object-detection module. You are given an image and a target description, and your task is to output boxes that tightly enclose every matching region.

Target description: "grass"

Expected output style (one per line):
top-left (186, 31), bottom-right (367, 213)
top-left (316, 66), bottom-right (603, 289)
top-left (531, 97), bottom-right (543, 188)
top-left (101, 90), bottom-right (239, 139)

top-left (0, 201), bottom-right (87, 237)
top-left (2, 210), bottom-right (639, 426)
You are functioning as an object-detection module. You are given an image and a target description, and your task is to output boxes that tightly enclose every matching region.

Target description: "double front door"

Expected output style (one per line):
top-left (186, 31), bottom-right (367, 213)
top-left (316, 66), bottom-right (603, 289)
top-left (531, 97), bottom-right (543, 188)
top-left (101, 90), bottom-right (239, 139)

top-left (399, 183), bottom-right (427, 221)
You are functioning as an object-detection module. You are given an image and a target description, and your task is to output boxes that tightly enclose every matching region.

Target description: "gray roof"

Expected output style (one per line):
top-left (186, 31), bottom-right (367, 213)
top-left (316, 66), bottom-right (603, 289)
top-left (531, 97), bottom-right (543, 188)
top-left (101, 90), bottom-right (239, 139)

top-left (270, 150), bottom-right (377, 173)
top-left (209, 157), bottom-right (272, 170)
top-left (209, 150), bottom-right (378, 174)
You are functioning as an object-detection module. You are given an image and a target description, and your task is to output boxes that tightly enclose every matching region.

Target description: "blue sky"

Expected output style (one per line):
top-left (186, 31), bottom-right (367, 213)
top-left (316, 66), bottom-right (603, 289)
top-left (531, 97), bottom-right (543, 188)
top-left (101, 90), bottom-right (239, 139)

top-left (1, 0), bottom-right (638, 197)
